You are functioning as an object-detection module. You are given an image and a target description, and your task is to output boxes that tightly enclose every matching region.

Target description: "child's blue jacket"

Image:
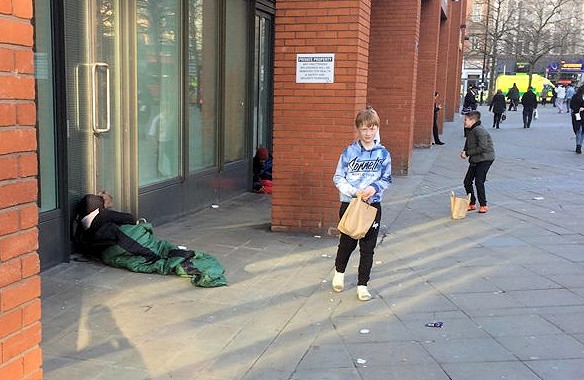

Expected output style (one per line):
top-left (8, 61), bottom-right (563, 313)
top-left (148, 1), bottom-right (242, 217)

top-left (333, 141), bottom-right (392, 203)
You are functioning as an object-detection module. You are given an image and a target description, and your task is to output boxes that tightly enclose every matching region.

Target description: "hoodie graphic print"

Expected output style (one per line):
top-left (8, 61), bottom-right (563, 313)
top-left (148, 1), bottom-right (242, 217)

top-left (333, 141), bottom-right (392, 203)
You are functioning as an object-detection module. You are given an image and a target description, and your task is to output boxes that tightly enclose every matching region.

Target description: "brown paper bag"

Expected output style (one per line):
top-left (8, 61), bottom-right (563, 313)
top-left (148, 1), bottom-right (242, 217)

top-left (450, 191), bottom-right (471, 220)
top-left (337, 194), bottom-right (377, 239)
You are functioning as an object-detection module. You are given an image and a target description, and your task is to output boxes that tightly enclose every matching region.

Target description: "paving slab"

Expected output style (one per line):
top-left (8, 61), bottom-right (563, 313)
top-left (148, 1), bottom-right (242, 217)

top-left (42, 105), bottom-right (584, 379)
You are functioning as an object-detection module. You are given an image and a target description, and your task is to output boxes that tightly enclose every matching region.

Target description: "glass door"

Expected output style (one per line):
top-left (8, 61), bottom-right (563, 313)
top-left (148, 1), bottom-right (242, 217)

top-left (63, 0), bottom-right (127, 211)
top-left (252, 12), bottom-right (274, 152)
top-left (36, 0), bottom-right (69, 269)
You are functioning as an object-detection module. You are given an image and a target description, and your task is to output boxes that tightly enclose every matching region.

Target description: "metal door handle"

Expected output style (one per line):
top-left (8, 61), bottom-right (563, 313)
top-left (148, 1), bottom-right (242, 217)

top-left (92, 62), bottom-right (111, 133)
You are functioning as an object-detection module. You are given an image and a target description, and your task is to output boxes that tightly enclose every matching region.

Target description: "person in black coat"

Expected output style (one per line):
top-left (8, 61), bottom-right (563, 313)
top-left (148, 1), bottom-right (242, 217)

top-left (462, 86), bottom-right (478, 113)
top-left (520, 86), bottom-right (538, 129)
top-left (462, 86), bottom-right (478, 137)
top-left (433, 91), bottom-right (444, 145)
top-left (489, 89), bottom-right (507, 129)
top-left (72, 192), bottom-right (137, 256)
top-left (507, 83), bottom-right (520, 111)
top-left (569, 85), bottom-right (584, 154)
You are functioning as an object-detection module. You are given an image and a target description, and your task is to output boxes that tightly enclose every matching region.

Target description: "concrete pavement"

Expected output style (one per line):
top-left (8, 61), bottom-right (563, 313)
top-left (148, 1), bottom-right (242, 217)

top-left (41, 103), bottom-right (584, 380)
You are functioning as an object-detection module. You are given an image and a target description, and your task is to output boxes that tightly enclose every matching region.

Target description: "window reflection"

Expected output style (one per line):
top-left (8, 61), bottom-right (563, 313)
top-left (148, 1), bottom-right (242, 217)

top-left (35, 0), bottom-right (58, 211)
top-left (188, 0), bottom-right (217, 172)
top-left (224, 0), bottom-right (248, 163)
top-left (137, 0), bottom-right (181, 185)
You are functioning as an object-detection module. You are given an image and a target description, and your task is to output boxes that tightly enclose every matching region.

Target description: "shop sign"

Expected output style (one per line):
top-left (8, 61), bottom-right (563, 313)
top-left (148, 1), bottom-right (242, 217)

top-left (561, 63), bottom-right (583, 71)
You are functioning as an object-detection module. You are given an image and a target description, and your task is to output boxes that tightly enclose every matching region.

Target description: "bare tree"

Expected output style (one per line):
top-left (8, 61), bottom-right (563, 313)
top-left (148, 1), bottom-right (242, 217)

top-left (504, 0), bottom-right (580, 87)
top-left (466, 0), bottom-right (518, 102)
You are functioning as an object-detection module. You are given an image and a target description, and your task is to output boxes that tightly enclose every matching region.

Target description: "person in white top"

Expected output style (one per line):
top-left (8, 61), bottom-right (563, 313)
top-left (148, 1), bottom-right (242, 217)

top-left (554, 84), bottom-right (566, 113)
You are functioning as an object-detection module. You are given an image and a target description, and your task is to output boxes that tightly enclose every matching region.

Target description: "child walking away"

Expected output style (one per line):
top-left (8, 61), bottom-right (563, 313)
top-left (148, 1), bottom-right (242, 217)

top-left (460, 111), bottom-right (495, 214)
top-left (332, 107), bottom-right (392, 301)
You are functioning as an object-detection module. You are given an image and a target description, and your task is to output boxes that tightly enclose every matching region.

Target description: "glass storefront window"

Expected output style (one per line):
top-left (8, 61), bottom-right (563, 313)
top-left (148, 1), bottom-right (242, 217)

top-left (188, 0), bottom-right (217, 172)
top-left (253, 14), bottom-right (272, 150)
top-left (137, 0), bottom-right (182, 185)
top-left (35, 1), bottom-right (58, 212)
top-left (224, 0), bottom-right (249, 163)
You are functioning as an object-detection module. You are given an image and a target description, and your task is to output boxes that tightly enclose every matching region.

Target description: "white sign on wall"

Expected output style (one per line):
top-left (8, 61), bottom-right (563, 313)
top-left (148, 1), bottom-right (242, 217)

top-left (296, 53), bottom-right (335, 83)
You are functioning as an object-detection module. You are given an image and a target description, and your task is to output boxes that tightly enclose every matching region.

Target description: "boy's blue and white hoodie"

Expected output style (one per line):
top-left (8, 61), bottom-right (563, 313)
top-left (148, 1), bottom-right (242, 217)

top-left (333, 140), bottom-right (392, 203)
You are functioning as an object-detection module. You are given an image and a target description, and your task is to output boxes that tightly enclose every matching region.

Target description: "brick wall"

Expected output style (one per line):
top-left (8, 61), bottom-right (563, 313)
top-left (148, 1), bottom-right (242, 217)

top-left (437, 12), bottom-right (451, 127)
top-left (445, 0), bottom-right (465, 122)
top-left (413, 0), bottom-right (442, 147)
top-left (368, 0), bottom-right (421, 175)
top-left (0, 1), bottom-right (43, 380)
top-left (271, 0), bottom-right (372, 234)
top-left (272, 0), bottom-right (465, 234)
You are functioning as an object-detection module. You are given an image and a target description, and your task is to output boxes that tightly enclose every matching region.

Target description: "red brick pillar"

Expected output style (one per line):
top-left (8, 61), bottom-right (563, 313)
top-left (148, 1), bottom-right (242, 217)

top-left (436, 7), bottom-right (451, 126)
top-left (413, 0), bottom-right (442, 147)
top-left (0, 1), bottom-right (43, 379)
top-left (271, 0), bottom-right (372, 234)
top-left (368, 0), bottom-right (421, 175)
top-left (445, 0), bottom-right (465, 123)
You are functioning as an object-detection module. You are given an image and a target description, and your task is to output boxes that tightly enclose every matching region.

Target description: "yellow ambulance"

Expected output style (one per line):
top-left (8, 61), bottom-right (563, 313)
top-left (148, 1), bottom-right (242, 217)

top-left (495, 74), bottom-right (554, 100)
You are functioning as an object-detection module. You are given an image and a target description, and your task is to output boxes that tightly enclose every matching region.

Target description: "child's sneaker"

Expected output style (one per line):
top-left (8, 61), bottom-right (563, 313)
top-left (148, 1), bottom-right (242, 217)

top-left (467, 204), bottom-right (476, 211)
top-left (332, 271), bottom-right (344, 292)
top-left (479, 206), bottom-right (489, 213)
top-left (357, 285), bottom-right (372, 301)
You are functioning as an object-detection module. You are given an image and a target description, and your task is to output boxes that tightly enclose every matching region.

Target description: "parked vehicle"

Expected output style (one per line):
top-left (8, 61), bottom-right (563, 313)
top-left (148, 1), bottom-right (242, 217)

top-left (495, 74), bottom-right (554, 100)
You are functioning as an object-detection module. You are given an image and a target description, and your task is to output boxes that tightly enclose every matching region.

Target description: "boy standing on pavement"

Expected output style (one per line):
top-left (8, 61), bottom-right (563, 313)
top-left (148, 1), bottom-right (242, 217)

top-left (461, 111), bottom-right (495, 214)
top-left (332, 107), bottom-right (392, 301)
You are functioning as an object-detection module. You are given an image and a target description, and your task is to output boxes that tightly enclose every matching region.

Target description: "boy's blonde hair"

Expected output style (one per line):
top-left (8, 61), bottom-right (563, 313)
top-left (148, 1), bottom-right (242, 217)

top-left (355, 106), bottom-right (380, 129)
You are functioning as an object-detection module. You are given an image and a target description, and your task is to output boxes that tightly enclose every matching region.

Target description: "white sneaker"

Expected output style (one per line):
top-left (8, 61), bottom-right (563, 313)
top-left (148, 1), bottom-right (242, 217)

top-left (332, 271), bottom-right (344, 292)
top-left (357, 285), bottom-right (372, 301)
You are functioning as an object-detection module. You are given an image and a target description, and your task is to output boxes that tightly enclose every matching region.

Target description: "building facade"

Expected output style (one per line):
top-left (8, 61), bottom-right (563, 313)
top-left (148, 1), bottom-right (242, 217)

top-left (0, 0), bottom-right (466, 377)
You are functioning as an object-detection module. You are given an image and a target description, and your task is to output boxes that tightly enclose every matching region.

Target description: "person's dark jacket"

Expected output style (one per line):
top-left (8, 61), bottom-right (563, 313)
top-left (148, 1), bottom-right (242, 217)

top-left (72, 194), bottom-right (136, 255)
top-left (464, 121), bottom-right (495, 164)
top-left (570, 95), bottom-right (584, 134)
top-left (570, 94), bottom-right (584, 115)
top-left (521, 90), bottom-right (538, 109)
top-left (463, 90), bottom-right (477, 111)
top-left (507, 86), bottom-right (519, 101)
top-left (253, 155), bottom-right (273, 191)
top-left (489, 93), bottom-right (506, 114)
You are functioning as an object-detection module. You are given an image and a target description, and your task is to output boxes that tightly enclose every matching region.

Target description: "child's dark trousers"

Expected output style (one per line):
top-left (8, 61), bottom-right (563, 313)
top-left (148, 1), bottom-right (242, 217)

top-left (335, 202), bottom-right (382, 286)
top-left (463, 161), bottom-right (493, 207)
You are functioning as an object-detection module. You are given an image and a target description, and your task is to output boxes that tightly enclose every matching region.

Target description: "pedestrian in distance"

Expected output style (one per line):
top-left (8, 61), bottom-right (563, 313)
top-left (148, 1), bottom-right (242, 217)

top-left (433, 91), bottom-right (444, 145)
top-left (489, 89), bottom-right (506, 129)
top-left (569, 85), bottom-right (584, 154)
top-left (540, 86), bottom-right (548, 107)
top-left (462, 86), bottom-right (478, 137)
top-left (554, 84), bottom-right (566, 113)
top-left (460, 111), bottom-right (495, 214)
top-left (332, 106), bottom-right (392, 301)
top-left (506, 83), bottom-right (520, 111)
top-left (565, 84), bottom-right (575, 111)
top-left (462, 85), bottom-right (478, 113)
top-left (521, 86), bottom-right (538, 129)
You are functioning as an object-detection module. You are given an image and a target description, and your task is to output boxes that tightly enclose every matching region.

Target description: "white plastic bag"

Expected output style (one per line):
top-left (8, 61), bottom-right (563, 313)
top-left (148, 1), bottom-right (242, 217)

top-left (533, 109), bottom-right (539, 120)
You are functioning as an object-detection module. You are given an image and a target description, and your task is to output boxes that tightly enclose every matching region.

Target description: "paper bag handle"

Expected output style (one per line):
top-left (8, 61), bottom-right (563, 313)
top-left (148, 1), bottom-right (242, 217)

top-left (355, 192), bottom-right (370, 204)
